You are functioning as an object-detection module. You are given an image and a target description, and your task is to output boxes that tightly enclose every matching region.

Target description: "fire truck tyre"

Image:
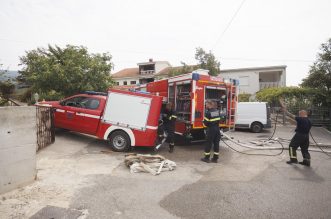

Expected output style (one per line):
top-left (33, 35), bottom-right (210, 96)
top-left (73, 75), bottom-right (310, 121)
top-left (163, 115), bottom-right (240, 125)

top-left (250, 122), bottom-right (263, 133)
top-left (109, 131), bottom-right (131, 152)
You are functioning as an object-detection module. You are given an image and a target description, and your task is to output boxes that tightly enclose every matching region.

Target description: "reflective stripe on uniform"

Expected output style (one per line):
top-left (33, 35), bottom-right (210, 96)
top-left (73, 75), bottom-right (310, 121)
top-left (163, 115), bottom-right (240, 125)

top-left (204, 152), bottom-right (210, 155)
top-left (169, 115), bottom-right (177, 119)
top-left (204, 117), bottom-right (220, 122)
top-left (289, 147), bottom-right (297, 158)
top-left (214, 152), bottom-right (219, 155)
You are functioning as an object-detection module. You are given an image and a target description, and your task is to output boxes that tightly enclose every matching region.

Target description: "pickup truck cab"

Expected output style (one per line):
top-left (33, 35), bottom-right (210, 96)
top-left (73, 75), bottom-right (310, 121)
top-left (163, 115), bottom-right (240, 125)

top-left (50, 92), bottom-right (107, 135)
top-left (40, 90), bottom-right (163, 151)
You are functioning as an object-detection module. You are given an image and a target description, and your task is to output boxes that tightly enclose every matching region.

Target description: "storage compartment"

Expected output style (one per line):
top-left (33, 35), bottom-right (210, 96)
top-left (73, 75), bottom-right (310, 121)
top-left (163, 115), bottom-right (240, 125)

top-left (175, 83), bottom-right (191, 121)
top-left (102, 92), bottom-right (152, 130)
top-left (205, 88), bottom-right (227, 115)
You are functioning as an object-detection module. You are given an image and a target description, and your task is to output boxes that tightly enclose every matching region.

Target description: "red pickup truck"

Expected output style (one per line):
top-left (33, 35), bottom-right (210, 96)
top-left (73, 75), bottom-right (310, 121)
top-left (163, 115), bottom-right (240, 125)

top-left (39, 89), bottom-right (163, 152)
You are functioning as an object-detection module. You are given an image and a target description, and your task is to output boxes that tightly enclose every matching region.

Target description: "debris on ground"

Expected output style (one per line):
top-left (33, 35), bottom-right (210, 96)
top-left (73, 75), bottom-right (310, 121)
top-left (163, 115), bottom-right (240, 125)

top-left (124, 153), bottom-right (176, 175)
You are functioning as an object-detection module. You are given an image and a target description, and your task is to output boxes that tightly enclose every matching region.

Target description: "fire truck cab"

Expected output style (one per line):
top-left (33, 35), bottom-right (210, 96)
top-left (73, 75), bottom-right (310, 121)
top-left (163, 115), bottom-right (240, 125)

top-left (140, 70), bottom-right (239, 140)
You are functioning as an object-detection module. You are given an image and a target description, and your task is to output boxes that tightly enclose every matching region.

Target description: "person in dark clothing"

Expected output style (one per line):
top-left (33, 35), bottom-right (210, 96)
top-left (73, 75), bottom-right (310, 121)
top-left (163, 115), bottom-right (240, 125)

top-left (201, 100), bottom-right (221, 163)
top-left (286, 110), bottom-right (312, 166)
top-left (162, 102), bottom-right (177, 153)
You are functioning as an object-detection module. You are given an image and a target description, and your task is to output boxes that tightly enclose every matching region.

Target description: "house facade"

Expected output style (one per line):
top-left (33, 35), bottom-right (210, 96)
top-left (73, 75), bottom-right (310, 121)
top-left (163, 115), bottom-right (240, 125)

top-left (219, 65), bottom-right (287, 95)
top-left (113, 61), bottom-right (287, 96)
top-left (112, 59), bottom-right (171, 86)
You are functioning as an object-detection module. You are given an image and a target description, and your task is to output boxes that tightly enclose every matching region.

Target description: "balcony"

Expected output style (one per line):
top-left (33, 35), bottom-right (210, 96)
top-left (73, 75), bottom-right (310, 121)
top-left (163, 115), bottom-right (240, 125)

top-left (259, 81), bottom-right (283, 90)
top-left (140, 70), bottom-right (155, 75)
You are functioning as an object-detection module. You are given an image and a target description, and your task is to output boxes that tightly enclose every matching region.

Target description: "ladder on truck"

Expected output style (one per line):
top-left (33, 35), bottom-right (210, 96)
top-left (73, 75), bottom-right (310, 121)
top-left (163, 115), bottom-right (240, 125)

top-left (227, 80), bottom-right (238, 131)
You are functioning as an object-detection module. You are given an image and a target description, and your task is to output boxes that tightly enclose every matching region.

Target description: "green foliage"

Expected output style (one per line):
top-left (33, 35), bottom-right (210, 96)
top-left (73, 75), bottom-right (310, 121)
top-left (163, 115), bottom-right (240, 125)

top-left (19, 88), bottom-right (33, 103)
top-left (39, 90), bottom-right (65, 101)
top-left (0, 80), bottom-right (15, 99)
top-left (168, 62), bottom-right (198, 77)
top-left (238, 93), bottom-right (251, 102)
top-left (195, 47), bottom-right (221, 76)
top-left (301, 38), bottom-right (331, 92)
top-left (256, 86), bottom-right (329, 109)
top-left (19, 44), bottom-right (114, 97)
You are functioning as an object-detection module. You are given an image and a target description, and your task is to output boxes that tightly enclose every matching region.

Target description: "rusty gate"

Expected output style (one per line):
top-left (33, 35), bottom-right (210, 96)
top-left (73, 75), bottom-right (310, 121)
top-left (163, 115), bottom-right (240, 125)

top-left (36, 105), bottom-right (55, 151)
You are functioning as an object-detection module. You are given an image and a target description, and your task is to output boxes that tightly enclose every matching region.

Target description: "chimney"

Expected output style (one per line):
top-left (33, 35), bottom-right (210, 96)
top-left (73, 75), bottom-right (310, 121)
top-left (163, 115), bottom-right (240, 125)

top-left (149, 58), bottom-right (153, 62)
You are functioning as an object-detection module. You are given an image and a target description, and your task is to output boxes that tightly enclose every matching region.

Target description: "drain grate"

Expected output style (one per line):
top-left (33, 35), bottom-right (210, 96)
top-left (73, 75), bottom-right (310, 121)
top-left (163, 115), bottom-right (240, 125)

top-left (30, 205), bottom-right (82, 219)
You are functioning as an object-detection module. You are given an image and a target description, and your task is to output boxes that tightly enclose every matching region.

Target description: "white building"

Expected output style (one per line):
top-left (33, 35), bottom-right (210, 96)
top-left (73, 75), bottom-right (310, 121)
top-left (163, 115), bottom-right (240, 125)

top-left (220, 65), bottom-right (287, 95)
top-left (112, 59), bottom-right (171, 86)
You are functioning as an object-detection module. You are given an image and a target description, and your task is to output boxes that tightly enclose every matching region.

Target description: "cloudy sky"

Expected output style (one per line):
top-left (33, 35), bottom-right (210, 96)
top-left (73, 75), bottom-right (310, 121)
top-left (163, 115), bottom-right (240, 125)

top-left (0, 0), bottom-right (330, 85)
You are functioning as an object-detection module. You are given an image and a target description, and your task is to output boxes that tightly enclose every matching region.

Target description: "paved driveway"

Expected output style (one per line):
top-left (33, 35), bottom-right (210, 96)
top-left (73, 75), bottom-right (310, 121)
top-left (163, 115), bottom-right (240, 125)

top-left (1, 126), bottom-right (330, 219)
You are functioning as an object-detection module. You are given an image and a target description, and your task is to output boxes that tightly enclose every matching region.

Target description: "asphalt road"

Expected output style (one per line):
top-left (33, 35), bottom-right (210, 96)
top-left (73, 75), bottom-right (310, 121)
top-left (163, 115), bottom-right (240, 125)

top-left (70, 126), bottom-right (331, 219)
top-left (1, 126), bottom-right (330, 219)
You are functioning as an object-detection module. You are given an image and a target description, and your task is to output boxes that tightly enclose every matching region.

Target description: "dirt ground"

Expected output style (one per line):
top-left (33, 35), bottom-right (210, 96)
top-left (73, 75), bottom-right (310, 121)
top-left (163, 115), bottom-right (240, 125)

top-left (0, 126), bottom-right (330, 219)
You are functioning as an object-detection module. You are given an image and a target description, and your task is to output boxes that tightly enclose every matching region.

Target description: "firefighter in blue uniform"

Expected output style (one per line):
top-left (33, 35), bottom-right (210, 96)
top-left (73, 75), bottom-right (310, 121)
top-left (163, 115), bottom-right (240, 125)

top-left (201, 100), bottom-right (221, 163)
top-left (286, 110), bottom-right (312, 166)
top-left (162, 102), bottom-right (177, 153)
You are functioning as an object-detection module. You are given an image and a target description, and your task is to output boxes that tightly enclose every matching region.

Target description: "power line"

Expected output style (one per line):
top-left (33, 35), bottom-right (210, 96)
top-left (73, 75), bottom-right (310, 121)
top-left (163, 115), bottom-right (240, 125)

top-left (212, 0), bottom-right (246, 49)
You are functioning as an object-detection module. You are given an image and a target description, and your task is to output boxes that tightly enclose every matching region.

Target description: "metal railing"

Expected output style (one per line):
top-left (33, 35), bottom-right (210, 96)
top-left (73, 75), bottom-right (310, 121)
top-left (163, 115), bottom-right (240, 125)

top-left (259, 82), bottom-right (283, 90)
top-left (140, 70), bottom-right (155, 75)
top-left (36, 106), bottom-right (55, 151)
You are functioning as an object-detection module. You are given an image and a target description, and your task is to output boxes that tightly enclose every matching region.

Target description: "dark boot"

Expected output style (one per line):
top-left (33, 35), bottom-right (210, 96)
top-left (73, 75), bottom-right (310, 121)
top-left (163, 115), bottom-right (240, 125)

top-left (299, 159), bottom-right (311, 167)
top-left (169, 143), bottom-right (174, 153)
top-left (211, 154), bottom-right (219, 163)
top-left (201, 153), bottom-right (210, 163)
top-left (201, 157), bottom-right (210, 163)
top-left (286, 158), bottom-right (298, 164)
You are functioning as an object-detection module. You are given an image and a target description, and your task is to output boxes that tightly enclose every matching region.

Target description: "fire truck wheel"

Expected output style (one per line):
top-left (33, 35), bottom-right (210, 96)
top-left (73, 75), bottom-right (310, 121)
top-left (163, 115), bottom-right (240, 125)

top-left (250, 122), bottom-right (263, 133)
top-left (109, 131), bottom-right (131, 152)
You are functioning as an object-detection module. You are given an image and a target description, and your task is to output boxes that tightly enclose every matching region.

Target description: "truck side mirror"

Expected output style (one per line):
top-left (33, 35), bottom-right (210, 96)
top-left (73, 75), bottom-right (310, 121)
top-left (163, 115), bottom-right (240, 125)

top-left (60, 101), bottom-right (64, 106)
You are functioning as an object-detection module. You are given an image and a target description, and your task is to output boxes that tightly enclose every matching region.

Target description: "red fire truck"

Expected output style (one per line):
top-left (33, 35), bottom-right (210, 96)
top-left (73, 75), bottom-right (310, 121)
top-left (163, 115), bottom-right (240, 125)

top-left (39, 89), bottom-right (163, 152)
top-left (139, 70), bottom-right (239, 140)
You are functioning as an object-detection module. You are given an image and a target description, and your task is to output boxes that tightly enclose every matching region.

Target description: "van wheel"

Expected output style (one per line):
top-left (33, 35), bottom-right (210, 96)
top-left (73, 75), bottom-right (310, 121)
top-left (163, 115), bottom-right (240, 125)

top-left (251, 122), bottom-right (263, 133)
top-left (109, 131), bottom-right (131, 152)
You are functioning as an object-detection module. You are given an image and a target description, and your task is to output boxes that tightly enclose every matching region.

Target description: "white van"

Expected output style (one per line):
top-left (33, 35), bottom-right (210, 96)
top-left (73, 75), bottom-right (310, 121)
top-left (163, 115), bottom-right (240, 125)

top-left (235, 102), bottom-right (272, 133)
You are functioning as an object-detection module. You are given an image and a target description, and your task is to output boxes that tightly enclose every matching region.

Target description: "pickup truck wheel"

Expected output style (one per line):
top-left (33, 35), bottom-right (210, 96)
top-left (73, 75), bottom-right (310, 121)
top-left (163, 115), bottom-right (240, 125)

top-left (109, 131), bottom-right (131, 152)
top-left (251, 122), bottom-right (263, 133)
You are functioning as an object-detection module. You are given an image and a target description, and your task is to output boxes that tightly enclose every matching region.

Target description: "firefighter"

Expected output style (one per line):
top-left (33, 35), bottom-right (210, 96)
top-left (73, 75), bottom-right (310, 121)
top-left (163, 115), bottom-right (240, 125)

top-left (286, 110), bottom-right (312, 166)
top-left (162, 102), bottom-right (177, 153)
top-left (201, 100), bottom-right (221, 163)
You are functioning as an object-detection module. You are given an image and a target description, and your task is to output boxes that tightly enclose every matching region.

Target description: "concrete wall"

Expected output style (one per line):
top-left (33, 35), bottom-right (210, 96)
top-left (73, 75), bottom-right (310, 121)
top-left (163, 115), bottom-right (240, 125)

top-left (0, 106), bottom-right (36, 194)
top-left (220, 66), bottom-right (287, 95)
top-left (114, 77), bottom-right (139, 85)
top-left (221, 71), bottom-right (260, 94)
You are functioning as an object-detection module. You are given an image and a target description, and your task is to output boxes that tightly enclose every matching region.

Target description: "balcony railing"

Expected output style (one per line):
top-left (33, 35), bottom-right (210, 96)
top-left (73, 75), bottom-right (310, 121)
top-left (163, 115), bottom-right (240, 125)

top-left (259, 82), bottom-right (283, 90)
top-left (140, 70), bottom-right (155, 75)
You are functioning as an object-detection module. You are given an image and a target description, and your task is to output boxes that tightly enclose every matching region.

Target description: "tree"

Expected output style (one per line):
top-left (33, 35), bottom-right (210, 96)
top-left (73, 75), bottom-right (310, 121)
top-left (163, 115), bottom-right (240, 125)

top-left (0, 64), bottom-right (15, 103)
top-left (19, 45), bottom-right (114, 98)
top-left (301, 38), bottom-right (331, 92)
top-left (168, 62), bottom-right (198, 77)
top-left (195, 47), bottom-right (221, 76)
top-left (238, 93), bottom-right (251, 102)
top-left (256, 86), bottom-right (327, 109)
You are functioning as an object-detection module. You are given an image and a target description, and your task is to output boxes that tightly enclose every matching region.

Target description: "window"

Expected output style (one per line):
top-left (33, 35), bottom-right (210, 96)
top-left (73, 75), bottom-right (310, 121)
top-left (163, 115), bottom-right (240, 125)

top-left (239, 76), bottom-right (249, 86)
top-left (130, 81), bottom-right (136, 85)
top-left (63, 96), bottom-right (87, 108)
top-left (62, 96), bottom-right (100, 110)
top-left (123, 81), bottom-right (127, 85)
top-left (116, 82), bottom-right (119, 85)
top-left (80, 98), bottom-right (100, 110)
